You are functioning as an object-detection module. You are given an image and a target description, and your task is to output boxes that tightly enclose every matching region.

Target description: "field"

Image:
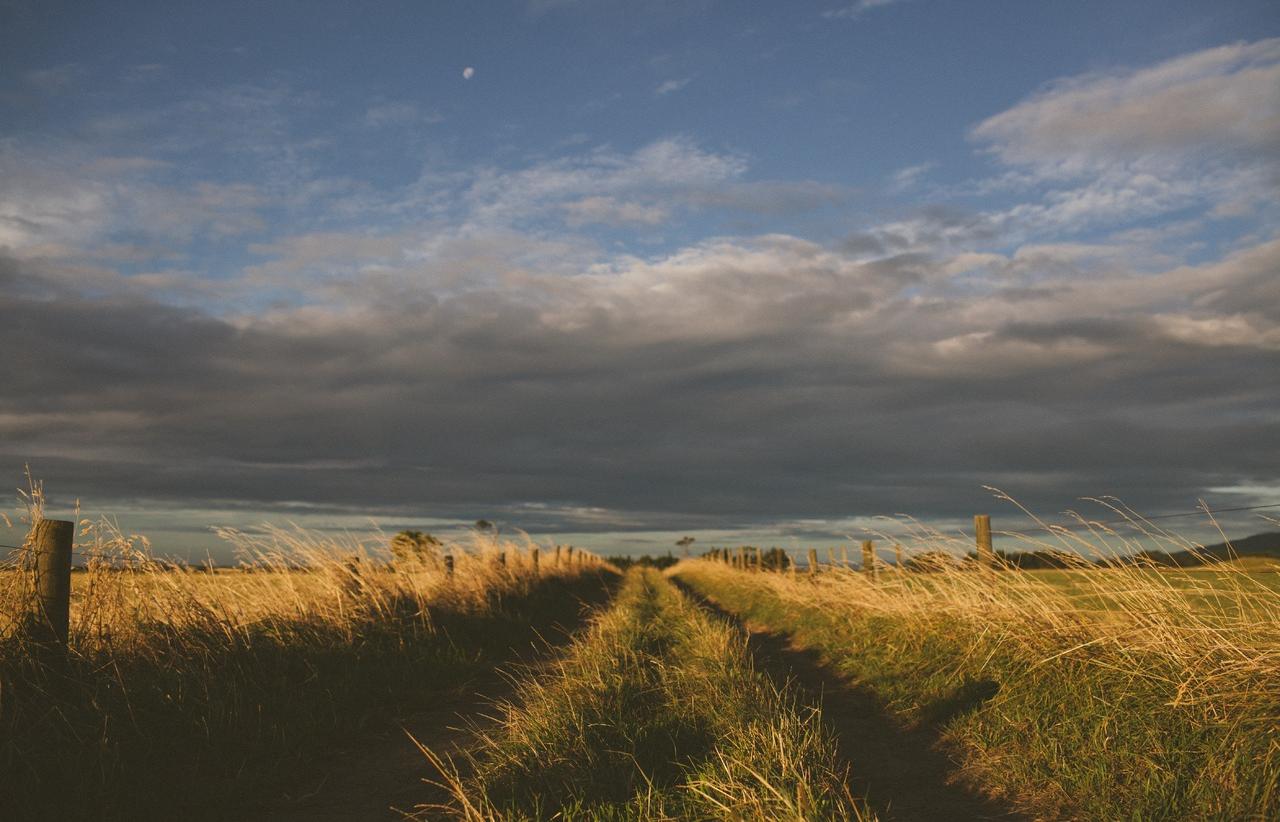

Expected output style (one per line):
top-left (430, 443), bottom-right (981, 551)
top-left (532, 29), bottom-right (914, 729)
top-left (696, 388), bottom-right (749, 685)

top-left (674, 558), bottom-right (1280, 820)
top-left (4, 508), bottom-right (1279, 820)
top-left (0, 516), bottom-right (615, 820)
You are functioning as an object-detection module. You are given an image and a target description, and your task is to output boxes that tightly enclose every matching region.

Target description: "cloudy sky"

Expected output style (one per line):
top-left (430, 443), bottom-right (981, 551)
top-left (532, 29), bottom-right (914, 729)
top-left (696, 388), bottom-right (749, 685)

top-left (2, 0), bottom-right (1278, 559)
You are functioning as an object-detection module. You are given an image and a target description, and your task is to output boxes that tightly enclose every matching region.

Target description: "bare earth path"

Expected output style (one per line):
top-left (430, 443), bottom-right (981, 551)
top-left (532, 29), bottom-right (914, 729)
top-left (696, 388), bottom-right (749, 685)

top-left (675, 580), bottom-right (1030, 822)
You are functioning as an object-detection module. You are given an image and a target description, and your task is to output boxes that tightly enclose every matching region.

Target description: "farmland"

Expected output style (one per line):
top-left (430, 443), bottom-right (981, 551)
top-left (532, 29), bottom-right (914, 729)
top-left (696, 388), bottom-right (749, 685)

top-left (3, 508), bottom-right (1279, 820)
top-left (0, 517), bottom-right (614, 820)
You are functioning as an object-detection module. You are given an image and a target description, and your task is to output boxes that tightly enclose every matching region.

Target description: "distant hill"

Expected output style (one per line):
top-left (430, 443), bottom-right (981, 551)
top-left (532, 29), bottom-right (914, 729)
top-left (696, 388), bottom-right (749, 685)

top-left (1138, 531), bottom-right (1280, 567)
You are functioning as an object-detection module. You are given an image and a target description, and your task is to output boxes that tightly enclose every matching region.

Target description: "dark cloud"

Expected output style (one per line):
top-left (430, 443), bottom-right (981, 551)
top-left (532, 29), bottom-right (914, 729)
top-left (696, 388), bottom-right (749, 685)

top-left (3, 231), bottom-right (1277, 550)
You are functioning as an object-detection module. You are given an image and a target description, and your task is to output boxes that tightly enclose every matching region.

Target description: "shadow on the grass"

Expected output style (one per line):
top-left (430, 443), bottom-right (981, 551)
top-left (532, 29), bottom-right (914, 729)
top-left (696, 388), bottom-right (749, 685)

top-left (673, 578), bottom-right (1027, 822)
top-left (243, 570), bottom-right (622, 822)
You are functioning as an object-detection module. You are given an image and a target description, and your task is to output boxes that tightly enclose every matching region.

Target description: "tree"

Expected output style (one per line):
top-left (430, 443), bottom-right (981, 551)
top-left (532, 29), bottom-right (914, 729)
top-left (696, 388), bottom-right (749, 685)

top-left (676, 536), bottom-right (695, 556)
top-left (759, 547), bottom-right (791, 571)
top-left (474, 519), bottom-right (497, 535)
top-left (390, 530), bottom-right (443, 563)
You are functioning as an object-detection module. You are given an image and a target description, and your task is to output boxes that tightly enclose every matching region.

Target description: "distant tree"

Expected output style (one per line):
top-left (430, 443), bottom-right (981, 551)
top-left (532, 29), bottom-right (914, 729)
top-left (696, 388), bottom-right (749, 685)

top-left (676, 536), bottom-right (695, 556)
top-left (474, 519), bottom-right (497, 536)
top-left (609, 552), bottom-right (680, 570)
top-left (759, 547), bottom-right (791, 571)
top-left (390, 530), bottom-right (443, 563)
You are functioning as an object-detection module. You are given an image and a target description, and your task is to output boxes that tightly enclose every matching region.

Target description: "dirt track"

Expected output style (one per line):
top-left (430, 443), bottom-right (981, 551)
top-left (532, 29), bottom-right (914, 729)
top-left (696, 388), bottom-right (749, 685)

top-left (676, 581), bottom-right (1028, 822)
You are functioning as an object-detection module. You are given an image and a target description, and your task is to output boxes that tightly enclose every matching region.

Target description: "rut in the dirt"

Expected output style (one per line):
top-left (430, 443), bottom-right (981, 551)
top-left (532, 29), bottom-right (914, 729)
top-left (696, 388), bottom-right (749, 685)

top-left (435, 568), bottom-right (863, 819)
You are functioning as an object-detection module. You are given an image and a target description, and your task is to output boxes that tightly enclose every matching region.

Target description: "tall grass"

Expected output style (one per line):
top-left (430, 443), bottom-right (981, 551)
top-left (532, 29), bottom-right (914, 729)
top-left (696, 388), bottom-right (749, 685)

top-left (1, 502), bottom-right (612, 821)
top-left (676, 508), bottom-right (1280, 820)
top-left (428, 567), bottom-right (868, 821)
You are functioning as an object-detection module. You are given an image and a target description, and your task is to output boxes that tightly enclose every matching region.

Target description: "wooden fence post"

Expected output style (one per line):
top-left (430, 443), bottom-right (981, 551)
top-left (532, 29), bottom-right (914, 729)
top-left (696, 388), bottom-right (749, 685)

top-left (530, 547), bottom-right (539, 574)
top-left (840, 545), bottom-right (849, 570)
top-left (32, 519), bottom-right (74, 646)
top-left (862, 539), bottom-right (876, 579)
top-left (444, 554), bottom-right (454, 577)
top-left (807, 548), bottom-right (818, 576)
top-left (975, 515), bottom-right (995, 569)
top-left (555, 545), bottom-right (562, 565)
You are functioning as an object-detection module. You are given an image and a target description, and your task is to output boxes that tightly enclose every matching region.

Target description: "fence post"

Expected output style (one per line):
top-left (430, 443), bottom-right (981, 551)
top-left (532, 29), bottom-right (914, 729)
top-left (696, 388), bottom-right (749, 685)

top-left (754, 546), bottom-right (762, 571)
top-left (531, 547), bottom-right (539, 574)
top-left (862, 539), bottom-right (876, 579)
top-left (444, 554), bottom-right (455, 578)
top-left (975, 515), bottom-right (995, 569)
top-left (555, 545), bottom-right (562, 565)
top-left (32, 519), bottom-right (74, 646)
top-left (807, 548), bottom-right (818, 576)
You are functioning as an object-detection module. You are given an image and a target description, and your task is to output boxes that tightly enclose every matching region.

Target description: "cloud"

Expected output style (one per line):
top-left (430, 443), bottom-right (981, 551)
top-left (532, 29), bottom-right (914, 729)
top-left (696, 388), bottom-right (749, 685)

top-left (954, 39), bottom-right (1280, 243)
top-left (563, 196), bottom-right (670, 226)
top-left (4, 221), bottom-right (1277, 549)
top-left (888, 162), bottom-right (935, 193)
top-left (655, 77), bottom-right (691, 95)
top-left (972, 39), bottom-right (1280, 171)
top-left (363, 101), bottom-right (442, 127)
top-left (822, 0), bottom-right (904, 21)
top-left (2, 51), bottom-right (1278, 555)
top-left (462, 66), bottom-right (475, 80)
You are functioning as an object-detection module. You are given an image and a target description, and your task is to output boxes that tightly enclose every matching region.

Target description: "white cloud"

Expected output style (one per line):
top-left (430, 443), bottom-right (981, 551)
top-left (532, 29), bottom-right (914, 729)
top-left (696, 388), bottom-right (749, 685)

top-left (888, 162), bottom-right (935, 192)
top-left (822, 0), bottom-right (904, 20)
top-left (972, 38), bottom-right (1280, 172)
top-left (563, 196), bottom-right (670, 227)
top-left (461, 137), bottom-right (747, 226)
top-left (655, 77), bottom-right (691, 95)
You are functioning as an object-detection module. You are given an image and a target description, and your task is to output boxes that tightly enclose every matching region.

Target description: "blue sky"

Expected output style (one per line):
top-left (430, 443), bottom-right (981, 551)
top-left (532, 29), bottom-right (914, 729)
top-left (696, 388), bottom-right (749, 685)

top-left (2, 1), bottom-right (1278, 560)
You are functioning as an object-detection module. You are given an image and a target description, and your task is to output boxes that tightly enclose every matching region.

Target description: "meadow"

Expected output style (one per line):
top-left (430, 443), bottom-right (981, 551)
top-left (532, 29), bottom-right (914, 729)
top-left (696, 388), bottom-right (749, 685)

top-left (675, 548), bottom-right (1280, 820)
top-left (0, 513), bottom-right (613, 821)
top-left (4, 489), bottom-right (1279, 820)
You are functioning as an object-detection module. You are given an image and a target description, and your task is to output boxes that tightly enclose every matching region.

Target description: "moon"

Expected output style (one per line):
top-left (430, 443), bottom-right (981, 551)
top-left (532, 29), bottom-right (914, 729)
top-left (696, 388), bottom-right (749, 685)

top-left (463, 67), bottom-right (475, 80)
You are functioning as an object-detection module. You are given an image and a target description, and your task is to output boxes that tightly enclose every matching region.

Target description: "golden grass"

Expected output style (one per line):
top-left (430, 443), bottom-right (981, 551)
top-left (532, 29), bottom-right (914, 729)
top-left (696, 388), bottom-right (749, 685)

top-left (676, 506), bottom-right (1280, 819)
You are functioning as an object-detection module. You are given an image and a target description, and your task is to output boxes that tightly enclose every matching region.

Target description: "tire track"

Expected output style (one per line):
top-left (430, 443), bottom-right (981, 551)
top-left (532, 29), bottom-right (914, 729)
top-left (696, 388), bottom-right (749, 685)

top-left (673, 578), bottom-right (1029, 822)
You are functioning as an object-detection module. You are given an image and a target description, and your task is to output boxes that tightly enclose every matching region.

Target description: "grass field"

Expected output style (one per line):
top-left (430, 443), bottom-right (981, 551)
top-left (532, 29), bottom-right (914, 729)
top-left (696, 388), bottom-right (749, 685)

top-left (5, 495), bottom-right (1279, 820)
top-left (674, 559), bottom-right (1280, 821)
top-left (428, 567), bottom-right (866, 821)
top-left (0, 517), bottom-right (614, 821)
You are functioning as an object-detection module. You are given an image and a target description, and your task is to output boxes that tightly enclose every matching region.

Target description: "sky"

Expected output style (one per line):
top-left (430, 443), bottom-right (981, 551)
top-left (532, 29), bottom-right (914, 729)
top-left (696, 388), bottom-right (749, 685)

top-left (1, 0), bottom-right (1278, 561)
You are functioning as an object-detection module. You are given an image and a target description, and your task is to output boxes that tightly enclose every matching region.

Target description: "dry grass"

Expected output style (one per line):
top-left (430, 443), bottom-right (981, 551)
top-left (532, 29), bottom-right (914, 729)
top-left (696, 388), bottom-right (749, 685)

top-left (0, 481), bottom-right (612, 821)
top-left (426, 567), bottom-right (868, 821)
top-left (676, 504), bottom-right (1280, 820)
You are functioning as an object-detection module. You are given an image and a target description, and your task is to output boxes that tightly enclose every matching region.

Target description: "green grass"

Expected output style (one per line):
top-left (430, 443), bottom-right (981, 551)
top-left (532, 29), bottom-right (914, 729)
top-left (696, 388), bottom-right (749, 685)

top-left (432, 567), bottom-right (867, 821)
top-left (675, 562), bottom-right (1280, 821)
